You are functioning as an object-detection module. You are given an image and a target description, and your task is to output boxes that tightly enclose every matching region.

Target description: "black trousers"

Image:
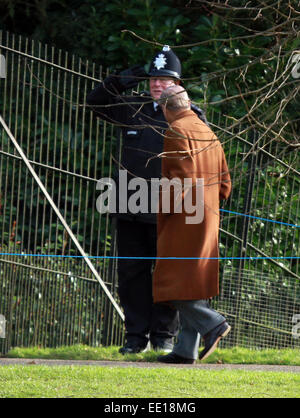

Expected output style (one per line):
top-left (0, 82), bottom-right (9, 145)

top-left (116, 218), bottom-right (179, 347)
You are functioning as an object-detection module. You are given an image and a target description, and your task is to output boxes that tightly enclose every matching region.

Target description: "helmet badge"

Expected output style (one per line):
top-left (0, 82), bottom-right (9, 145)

top-left (154, 54), bottom-right (167, 70)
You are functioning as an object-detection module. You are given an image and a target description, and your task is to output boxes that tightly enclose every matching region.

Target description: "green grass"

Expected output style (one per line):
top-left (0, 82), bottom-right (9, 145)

top-left (6, 344), bottom-right (300, 365)
top-left (2, 346), bottom-right (300, 398)
top-left (0, 365), bottom-right (299, 398)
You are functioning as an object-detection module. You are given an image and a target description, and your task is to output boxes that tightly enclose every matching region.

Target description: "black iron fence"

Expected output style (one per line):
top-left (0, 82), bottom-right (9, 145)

top-left (0, 31), bottom-right (299, 354)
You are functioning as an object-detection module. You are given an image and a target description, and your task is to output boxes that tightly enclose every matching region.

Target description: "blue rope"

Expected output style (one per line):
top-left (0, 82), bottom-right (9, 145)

top-left (0, 253), bottom-right (299, 260)
top-left (220, 209), bottom-right (300, 228)
top-left (0, 209), bottom-right (298, 260)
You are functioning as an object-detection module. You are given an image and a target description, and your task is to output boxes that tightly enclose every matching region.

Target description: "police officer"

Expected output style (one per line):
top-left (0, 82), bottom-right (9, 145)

top-left (87, 45), bottom-right (207, 354)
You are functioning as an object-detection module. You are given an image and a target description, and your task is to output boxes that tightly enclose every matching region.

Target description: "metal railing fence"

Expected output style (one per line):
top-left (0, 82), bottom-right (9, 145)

top-left (0, 31), bottom-right (299, 354)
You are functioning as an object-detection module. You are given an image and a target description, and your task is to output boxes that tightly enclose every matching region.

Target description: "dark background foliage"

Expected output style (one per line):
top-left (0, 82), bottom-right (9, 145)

top-left (1, 0), bottom-right (299, 135)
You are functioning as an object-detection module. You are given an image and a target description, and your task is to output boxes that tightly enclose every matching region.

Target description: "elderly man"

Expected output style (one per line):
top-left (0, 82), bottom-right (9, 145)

top-left (87, 46), bottom-right (207, 355)
top-left (153, 85), bottom-right (232, 363)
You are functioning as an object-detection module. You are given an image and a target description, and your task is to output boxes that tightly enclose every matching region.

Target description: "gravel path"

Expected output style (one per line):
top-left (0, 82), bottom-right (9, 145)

top-left (1, 358), bottom-right (300, 373)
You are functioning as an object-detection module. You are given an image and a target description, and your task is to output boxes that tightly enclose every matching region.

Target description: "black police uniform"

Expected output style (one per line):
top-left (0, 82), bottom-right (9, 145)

top-left (86, 46), bottom-right (207, 353)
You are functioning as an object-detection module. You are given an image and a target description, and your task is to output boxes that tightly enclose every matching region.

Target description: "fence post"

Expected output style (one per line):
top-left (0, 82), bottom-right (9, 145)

top-left (101, 128), bottom-right (124, 346)
top-left (233, 130), bottom-right (258, 346)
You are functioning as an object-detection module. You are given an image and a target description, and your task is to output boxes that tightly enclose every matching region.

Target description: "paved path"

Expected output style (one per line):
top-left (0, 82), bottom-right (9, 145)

top-left (1, 358), bottom-right (300, 373)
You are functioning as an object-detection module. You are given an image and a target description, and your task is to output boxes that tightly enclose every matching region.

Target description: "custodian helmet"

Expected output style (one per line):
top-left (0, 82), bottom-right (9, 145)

top-left (148, 45), bottom-right (181, 80)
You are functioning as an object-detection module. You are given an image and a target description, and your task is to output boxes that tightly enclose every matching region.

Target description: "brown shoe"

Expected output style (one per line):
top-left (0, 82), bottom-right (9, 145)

top-left (157, 352), bottom-right (195, 364)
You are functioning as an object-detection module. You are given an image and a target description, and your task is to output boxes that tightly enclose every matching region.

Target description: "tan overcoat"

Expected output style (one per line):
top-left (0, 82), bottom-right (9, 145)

top-left (153, 109), bottom-right (231, 303)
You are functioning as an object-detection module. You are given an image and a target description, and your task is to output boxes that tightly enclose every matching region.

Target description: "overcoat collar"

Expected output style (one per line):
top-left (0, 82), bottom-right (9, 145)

top-left (167, 108), bottom-right (195, 124)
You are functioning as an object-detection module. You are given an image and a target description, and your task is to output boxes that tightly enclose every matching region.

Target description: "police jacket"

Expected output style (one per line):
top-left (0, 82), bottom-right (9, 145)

top-left (87, 74), bottom-right (208, 223)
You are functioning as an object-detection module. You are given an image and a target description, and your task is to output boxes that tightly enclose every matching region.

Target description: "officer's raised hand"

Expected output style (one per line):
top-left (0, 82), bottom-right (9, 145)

top-left (118, 65), bottom-right (148, 89)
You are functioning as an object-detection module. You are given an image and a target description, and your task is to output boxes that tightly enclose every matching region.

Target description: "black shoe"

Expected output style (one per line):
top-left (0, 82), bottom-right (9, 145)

top-left (119, 342), bottom-right (150, 355)
top-left (157, 352), bottom-right (195, 364)
top-left (152, 341), bottom-right (173, 353)
top-left (199, 321), bottom-right (231, 361)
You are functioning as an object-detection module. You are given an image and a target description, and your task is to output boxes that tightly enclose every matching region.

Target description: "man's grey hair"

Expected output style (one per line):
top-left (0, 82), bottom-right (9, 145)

top-left (158, 85), bottom-right (190, 110)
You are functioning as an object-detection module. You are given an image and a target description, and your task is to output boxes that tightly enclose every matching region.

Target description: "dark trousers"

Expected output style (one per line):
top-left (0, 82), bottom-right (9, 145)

top-left (116, 218), bottom-right (179, 347)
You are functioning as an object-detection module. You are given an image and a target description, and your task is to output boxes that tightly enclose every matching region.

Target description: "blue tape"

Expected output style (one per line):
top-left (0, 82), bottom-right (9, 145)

top-left (0, 210), bottom-right (298, 260)
top-left (220, 209), bottom-right (300, 228)
top-left (0, 253), bottom-right (299, 260)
